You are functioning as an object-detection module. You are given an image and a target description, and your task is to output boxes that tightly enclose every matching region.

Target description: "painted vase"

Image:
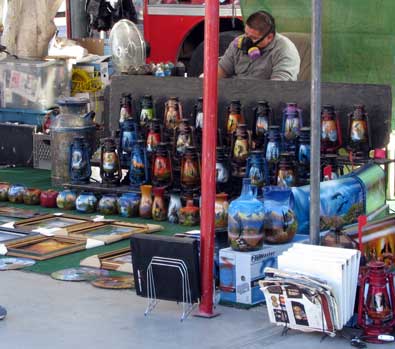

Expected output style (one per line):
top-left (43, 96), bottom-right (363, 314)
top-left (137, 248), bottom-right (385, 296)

top-left (8, 184), bottom-right (27, 203)
top-left (117, 192), bottom-right (140, 218)
top-left (139, 185), bottom-right (153, 218)
top-left (98, 194), bottom-right (118, 215)
top-left (0, 182), bottom-right (10, 201)
top-left (167, 189), bottom-right (182, 224)
top-left (215, 193), bottom-right (229, 229)
top-left (56, 189), bottom-right (77, 210)
top-left (152, 187), bottom-right (167, 221)
top-left (23, 188), bottom-right (42, 205)
top-left (227, 178), bottom-right (265, 251)
top-left (76, 192), bottom-right (98, 213)
top-left (178, 199), bottom-right (200, 226)
top-left (40, 189), bottom-right (59, 208)
top-left (263, 186), bottom-right (298, 244)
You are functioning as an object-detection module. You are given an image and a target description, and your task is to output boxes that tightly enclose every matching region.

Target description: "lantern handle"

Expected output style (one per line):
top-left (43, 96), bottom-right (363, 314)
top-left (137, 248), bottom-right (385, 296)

top-left (386, 272), bottom-right (395, 324)
top-left (357, 274), bottom-right (369, 329)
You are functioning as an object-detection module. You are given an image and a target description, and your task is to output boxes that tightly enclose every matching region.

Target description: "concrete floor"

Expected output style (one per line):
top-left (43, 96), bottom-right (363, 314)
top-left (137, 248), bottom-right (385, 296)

top-left (0, 271), bottom-right (388, 349)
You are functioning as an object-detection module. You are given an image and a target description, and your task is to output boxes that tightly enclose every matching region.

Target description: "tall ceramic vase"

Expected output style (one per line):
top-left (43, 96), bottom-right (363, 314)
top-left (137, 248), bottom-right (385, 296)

top-left (139, 185), bottom-right (153, 218)
top-left (152, 187), bottom-right (167, 221)
top-left (263, 186), bottom-right (298, 244)
top-left (227, 178), bottom-right (265, 251)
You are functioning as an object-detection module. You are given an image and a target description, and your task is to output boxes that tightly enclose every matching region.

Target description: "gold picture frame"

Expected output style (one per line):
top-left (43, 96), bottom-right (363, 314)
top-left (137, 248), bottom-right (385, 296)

top-left (6, 235), bottom-right (86, 260)
top-left (14, 214), bottom-right (93, 233)
top-left (59, 221), bottom-right (154, 244)
top-left (80, 247), bottom-right (132, 273)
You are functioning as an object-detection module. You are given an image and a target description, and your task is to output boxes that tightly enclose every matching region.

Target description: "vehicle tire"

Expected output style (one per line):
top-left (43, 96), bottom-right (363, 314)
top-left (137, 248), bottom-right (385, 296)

top-left (187, 30), bottom-right (243, 77)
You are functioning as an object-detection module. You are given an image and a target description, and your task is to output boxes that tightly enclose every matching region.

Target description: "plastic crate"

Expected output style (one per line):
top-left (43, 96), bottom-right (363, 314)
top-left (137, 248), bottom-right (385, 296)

top-left (0, 108), bottom-right (47, 126)
top-left (33, 133), bottom-right (51, 170)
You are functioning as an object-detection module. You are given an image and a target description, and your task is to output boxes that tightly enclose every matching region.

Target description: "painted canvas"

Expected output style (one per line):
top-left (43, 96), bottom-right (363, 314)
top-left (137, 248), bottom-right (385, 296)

top-left (6, 236), bottom-right (86, 260)
top-left (0, 206), bottom-right (39, 219)
top-left (15, 214), bottom-right (91, 232)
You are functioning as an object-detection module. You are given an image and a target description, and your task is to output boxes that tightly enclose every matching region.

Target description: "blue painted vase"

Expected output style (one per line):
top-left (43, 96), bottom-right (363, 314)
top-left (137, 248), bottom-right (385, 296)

top-left (97, 194), bottom-right (118, 215)
top-left (8, 184), bottom-right (27, 203)
top-left (227, 178), bottom-right (265, 251)
top-left (246, 150), bottom-right (269, 196)
top-left (117, 192), bottom-right (140, 218)
top-left (56, 189), bottom-right (77, 210)
top-left (263, 186), bottom-right (298, 244)
top-left (76, 192), bottom-right (98, 213)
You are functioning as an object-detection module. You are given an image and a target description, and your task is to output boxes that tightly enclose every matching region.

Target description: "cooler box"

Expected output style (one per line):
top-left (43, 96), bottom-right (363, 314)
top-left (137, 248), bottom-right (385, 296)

top-left (219, 235), bottom-right (308, 305)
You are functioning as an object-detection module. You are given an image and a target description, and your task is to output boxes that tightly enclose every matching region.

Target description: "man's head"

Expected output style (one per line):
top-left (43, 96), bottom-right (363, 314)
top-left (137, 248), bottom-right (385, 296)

top-left (245, 11), bottom-right (276, 50)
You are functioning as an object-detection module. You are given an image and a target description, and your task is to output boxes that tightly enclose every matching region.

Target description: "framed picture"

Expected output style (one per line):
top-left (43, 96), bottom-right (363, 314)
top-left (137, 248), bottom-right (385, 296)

top-left (0, 206), bottom-right (41, 219)
top-left (0, 226), bottom-right (38, 245)
top-left (80, 247), bottom-right (132, 273)
top-left (14, 214), bottom-right (93, 232)
top-left (0, 215), bottom-right (19, 225)
top-left (6, 235), bottom-right (86, 260)
top-left (62, 221), bottom-right (152, 244)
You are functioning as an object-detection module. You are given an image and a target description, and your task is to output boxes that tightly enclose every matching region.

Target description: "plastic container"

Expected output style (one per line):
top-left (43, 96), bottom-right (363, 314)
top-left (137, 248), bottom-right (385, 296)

top-left (0, 58), bottom-right (69, 110)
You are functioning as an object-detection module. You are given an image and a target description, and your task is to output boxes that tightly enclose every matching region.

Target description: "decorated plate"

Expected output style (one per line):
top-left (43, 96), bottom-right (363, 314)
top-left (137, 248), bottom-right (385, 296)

top-left (51, 267), bottom-right (109, 281)
top-left (0, 257), bottom-right (36, 270)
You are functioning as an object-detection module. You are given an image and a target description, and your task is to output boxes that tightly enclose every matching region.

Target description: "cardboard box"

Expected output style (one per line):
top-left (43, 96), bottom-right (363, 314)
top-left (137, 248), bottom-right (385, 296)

top-left (219, 235), bottom-right (308, 305)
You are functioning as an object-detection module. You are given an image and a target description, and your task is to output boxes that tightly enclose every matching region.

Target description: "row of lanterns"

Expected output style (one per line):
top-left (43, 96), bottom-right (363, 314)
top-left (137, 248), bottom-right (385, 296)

top-left (68, 96), bottom-right (371, 196)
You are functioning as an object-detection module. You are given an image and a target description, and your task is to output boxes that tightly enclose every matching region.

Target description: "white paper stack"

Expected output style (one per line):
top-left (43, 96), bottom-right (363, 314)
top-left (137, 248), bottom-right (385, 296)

top-left (259, 244), bottom-right (360, 336)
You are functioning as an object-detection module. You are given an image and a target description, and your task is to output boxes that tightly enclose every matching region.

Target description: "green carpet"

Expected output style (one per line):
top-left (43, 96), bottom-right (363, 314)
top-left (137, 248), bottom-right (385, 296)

top-left (0, 167), bottom-right (199, 275)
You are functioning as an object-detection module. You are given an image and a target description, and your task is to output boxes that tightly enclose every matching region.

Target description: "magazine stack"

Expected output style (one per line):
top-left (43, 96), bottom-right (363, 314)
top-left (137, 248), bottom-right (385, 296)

top-left (259, 244), bottom-right (360, 336)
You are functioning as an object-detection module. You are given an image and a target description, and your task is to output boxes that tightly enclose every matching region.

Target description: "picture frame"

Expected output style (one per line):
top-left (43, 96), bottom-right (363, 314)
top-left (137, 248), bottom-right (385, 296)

top-left (0, 205), bottom-right (41, 219)
top-left (59, 221), bottom-right (154, 244)
top-left (14, 213), bottom-right (93, 233)
top-left (6, 235), bottom-right (86, 260)
top-left (80, 247), bottom-right (132, 273)
top-left (0, 226), bottom-right (38, 245)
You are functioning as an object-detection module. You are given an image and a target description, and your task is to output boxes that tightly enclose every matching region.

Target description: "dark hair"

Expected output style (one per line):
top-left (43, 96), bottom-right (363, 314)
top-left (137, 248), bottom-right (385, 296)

top-left (246, 11), bottom-right (276, 36)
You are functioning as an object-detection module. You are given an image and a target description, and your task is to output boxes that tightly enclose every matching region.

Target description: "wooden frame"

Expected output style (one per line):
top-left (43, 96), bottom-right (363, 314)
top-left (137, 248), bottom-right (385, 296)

top-left (59, 221), bottom-right (152, 244)
top-left (80, 247), bottom-right (132, 273)
top-left (0, 226), bottom-right (38, 245)
top-left (6, 235), bottom-right (86, 260)
top-left (14, 213), bottom-right (93, 232)
top-left (0, 206), bottom-right (41, 219)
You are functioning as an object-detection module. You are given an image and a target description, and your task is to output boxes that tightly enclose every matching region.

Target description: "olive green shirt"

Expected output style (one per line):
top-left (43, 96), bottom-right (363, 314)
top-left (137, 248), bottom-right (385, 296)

top-left (219, 33), bottom-right (300, 81)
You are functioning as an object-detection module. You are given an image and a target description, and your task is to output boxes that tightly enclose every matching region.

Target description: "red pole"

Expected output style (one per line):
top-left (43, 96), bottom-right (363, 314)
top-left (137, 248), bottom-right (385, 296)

top-left (196, 0), bottom-right (219, 317)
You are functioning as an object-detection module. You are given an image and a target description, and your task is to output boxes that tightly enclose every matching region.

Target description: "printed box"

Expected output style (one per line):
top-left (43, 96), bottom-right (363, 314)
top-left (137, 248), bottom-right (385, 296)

top-left (219, 235), bottom-right (308, 305)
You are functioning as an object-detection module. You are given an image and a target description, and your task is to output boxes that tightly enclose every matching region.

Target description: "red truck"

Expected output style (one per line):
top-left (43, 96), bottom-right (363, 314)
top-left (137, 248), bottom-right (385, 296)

top-left (143, 0), bottom-right (244, 76)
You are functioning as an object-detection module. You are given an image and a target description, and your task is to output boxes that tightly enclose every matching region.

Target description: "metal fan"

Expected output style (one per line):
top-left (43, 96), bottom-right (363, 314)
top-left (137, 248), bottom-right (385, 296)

top-left (109, 19), bottom-right (146, 73)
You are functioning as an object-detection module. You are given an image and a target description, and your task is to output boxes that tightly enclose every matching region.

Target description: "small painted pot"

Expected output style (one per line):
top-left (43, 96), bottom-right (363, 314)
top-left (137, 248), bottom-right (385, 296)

top-left (117, 192), bottom-right (140, 218)
top-left (98, 194), bottom-right (118, 215)
top-left (23, 188), bottom-right (42, 205)
top-left (0, 182), bottom-right (10, 201)
top-left (178, 200), bottom-right (200, 226)
top-left (8, 184), bottom-right (27, 203)
top-left (56, 189), bottom-right (77, 210)
top-left (76, 192), bottom-right (98, 213)
top-left (40, 189), bottom-right (59, 208)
